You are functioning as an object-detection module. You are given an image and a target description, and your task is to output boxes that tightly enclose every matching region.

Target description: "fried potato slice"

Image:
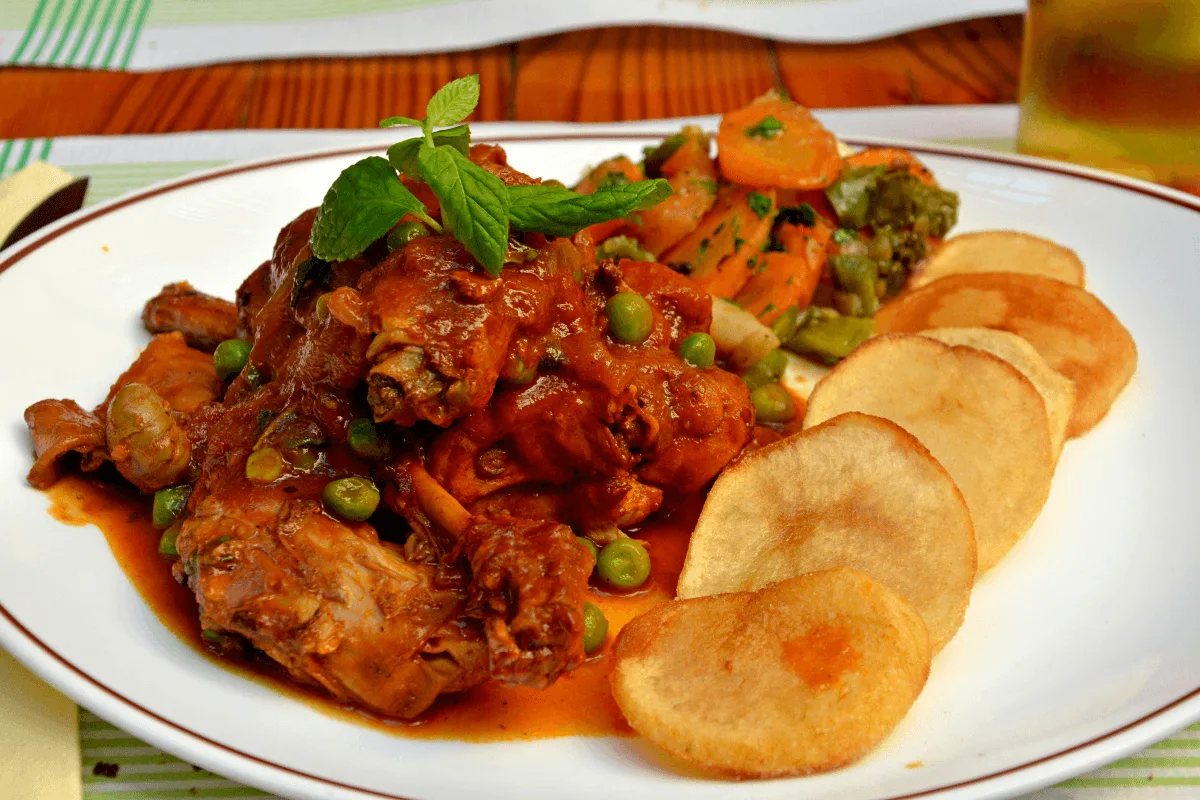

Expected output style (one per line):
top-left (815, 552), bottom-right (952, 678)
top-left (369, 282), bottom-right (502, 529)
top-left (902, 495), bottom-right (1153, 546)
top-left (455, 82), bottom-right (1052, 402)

top-left (611, 568), bottom-right (931, 778)
top-left (875, 273), bottom-right (1137, 437)
top-left (678, 412), bottom-right (974, 651)
top-left (920, 327), bottom-right (1076, 460)
top-left (910, 231), bottom-right (1086, 289)
top-left (804, 335), bottom-right (1054, 572)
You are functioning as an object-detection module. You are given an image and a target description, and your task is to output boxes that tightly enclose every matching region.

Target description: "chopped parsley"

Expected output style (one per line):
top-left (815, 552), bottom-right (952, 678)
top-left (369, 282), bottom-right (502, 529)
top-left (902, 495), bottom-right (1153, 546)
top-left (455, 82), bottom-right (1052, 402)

top-left (595, 171), bottom-right (631, 190)
top-left (778, 202), bottom-right (817, 228)
top-left (832, 228), bottom-right (859, 245)
top-left (744, 115), bottom-right (784, 140)
top-left (747, 191), bottom-right (774, 219)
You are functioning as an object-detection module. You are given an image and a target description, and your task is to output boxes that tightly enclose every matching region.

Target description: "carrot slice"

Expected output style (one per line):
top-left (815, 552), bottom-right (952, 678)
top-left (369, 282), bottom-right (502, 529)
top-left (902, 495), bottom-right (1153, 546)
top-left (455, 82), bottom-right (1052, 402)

top-left (717, 92), bottom-right (843, 190)
top-left (663, 187), bottom-right (777, 299)
top-left (735, 216), bottom-right (833, 323)
top-left (630, 135), bottom-right (719, 256)
top-left (575, 156), bottom-right (644, 194)
top-left (845, 147), bottom-right (937, 186)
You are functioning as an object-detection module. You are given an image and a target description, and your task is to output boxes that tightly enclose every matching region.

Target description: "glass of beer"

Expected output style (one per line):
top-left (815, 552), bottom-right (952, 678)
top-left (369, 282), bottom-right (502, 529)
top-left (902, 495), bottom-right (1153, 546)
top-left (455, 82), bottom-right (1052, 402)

top-left (1016, 0), bottom-right (1200, 192)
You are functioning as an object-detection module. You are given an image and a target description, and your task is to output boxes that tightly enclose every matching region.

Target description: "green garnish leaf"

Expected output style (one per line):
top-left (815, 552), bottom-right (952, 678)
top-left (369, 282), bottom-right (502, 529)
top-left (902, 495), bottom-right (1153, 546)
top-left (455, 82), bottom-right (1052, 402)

top-left (418, 143), bottom-right (510, 276)
top-left (507, 179), bottom-right (672, 238)
top-left (745, 115), bottom-right (784, 139)
top-left (310, 156), bottom-right (436, 262)
top-left (425, 74), bottom-right (481, 128)
top-left (291, 256), bottom-right (331, 307)
top-left (378, 115), bottom-right (424, 129)
top-left (387, 124), bottom-right (471, 179)
top-left (747, 190), bottom-right (774, 219)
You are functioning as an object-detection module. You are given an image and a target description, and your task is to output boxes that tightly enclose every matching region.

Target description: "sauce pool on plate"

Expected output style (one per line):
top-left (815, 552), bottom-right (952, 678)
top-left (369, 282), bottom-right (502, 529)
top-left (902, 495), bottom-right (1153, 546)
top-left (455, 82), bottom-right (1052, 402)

top-left (45, 475), bottom-right (701, 741)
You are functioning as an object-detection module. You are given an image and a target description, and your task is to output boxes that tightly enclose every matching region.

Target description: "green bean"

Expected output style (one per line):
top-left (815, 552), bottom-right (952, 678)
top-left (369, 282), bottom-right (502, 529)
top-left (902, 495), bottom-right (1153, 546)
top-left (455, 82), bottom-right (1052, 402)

top-left (582, 602), bottom-right (609, 654)
top-left (245, 448), bottom-right (284, 483)
top-left (597, 538), bottom-right (652, 590)
top-left (213, 339), bottom-right (252, 381)
top-left (323, 476), bottom-right (380, 522)
top-left (605, 292), bottom-right (654, 344)
top-left (829, 253), bottom-right (880, 317)
top-left (751, 383), bottom-right (796, 423)
top-left (678, 332), bottom-right (715, 368)
top-left (770, 305), bottom-right (806, 344)
top-left (347, 418), bottom-right (392, 461)
top-left (787, 315), bottom-right (875, 365)
top-left (158, 522), bottom-right (181, 557)
top-left (742, 348), bottom-right (788, 391)
top-left (387, 220), bottom-right (430, 251)
top-left (152, 485), bottom-right (192, 529)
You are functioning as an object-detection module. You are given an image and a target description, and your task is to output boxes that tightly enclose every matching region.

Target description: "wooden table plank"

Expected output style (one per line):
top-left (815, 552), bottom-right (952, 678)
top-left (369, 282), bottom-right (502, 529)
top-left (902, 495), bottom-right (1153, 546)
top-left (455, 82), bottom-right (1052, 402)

top-left (776, 18), bottom-right (1022, 107)
top-left (0, 17), bottom-right (1022, 138)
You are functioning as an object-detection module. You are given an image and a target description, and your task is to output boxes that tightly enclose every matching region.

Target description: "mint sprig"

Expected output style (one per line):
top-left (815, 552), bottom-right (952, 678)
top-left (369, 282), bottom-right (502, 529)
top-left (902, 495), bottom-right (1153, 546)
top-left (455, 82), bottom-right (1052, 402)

top-left (311, 156), bottom-right (439, 262)
top-left (309, 74), bottom-right (674, 275)
top-left (508, 180), bottom-right (672, 237)
top-left (418, 143), bottom-right (510, 276)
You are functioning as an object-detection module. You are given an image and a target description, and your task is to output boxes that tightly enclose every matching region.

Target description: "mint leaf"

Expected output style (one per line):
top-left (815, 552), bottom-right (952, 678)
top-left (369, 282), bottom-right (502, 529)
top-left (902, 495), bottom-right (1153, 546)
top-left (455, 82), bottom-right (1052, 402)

top-left (378, 115), bottom-right (424, 129)
top-left (507, 179), bottom-right (673, 237)
top-left (310, 156), bottom-right (434, 262)
top-left (425, 74), bottom-right (480, 128)
top-left (418, 143), bottom-right (509, 276)
top-left (387, 125), bottom-right (470, 179)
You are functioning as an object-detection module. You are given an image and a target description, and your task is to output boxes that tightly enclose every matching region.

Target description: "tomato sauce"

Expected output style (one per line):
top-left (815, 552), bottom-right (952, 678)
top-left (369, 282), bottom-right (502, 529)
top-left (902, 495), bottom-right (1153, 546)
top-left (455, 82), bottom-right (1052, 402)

top-left (44, 475), bottom-right (701, 741)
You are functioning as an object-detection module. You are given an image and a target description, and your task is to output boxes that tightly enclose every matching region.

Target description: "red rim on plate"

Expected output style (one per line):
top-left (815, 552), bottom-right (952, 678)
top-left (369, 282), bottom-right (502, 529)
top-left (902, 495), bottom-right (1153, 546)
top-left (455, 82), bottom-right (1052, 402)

top-left (1, 133), bottom-right (1197, 800)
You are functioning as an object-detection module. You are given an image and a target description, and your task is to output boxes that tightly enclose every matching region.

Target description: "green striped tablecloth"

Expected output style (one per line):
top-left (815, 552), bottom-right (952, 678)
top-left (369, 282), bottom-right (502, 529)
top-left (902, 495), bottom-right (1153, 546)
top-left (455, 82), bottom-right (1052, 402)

top-left (5, 113), bottom-right (1194, 799)
top-left (0, 0), bottom-right (1026, 71)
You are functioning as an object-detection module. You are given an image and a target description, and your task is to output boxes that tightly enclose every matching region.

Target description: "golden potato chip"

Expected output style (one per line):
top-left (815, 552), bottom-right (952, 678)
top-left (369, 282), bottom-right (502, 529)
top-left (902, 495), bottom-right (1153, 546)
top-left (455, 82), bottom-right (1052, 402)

top-left (920, 327), bottom-right (1075, 460)
top-left (611, 568), bottom-right (930, 778)
top-left (911, 231), bottom-right (1086, 289)
top-left (876, 273), bottom-right (1137, 437)
top-left (803, 335), bottom-right (1054, 572)
top-left (678, 412), bottom-right (974, 651)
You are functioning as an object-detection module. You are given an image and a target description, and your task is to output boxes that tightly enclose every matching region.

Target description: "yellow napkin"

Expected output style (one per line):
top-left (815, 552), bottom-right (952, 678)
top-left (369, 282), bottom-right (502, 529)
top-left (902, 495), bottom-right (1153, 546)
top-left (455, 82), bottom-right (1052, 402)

top-left (0, 649), bottom-right (81, 800)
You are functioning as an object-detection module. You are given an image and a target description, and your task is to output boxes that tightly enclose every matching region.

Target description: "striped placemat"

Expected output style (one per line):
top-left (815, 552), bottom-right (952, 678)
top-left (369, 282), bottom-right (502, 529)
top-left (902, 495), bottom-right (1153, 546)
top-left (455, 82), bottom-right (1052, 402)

top-left (5, 111), bottom-right (1195, 798)
top-left (0, 0), bottom-right (1026, 71)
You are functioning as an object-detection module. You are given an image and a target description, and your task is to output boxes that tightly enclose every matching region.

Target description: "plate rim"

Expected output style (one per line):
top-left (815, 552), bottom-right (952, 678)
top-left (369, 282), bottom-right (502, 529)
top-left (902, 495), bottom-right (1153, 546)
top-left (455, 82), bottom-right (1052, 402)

top-left (2, 129), bottom-right (1197, 800)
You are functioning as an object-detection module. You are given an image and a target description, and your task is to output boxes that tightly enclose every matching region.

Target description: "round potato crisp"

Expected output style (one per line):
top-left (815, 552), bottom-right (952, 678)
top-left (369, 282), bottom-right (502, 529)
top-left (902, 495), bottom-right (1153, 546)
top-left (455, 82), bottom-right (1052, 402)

top-left (678, 412), bottom-right (975, 651)
top-left (611, 568), bottom-right (931, 778)
top-left (803, 335), bottom-right (1054, 572)
top-left (876, 273), bottom-right (1136, 437)
top-left (919, 327), bottom-right (1075, 460)
top-left (910, 230), bottom-right (1086, 289)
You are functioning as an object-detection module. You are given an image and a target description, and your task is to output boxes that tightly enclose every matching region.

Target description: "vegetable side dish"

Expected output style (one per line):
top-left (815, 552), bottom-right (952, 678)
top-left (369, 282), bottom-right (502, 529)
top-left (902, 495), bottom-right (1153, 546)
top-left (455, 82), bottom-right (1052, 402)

top-left (22, 76), bottom-right (1138, 779)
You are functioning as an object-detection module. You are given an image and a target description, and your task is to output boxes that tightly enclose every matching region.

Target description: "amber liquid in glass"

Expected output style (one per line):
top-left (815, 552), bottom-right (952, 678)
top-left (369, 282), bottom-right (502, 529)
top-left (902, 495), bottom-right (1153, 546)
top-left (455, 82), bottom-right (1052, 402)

top-left (1017, 0), bottom-right (1200, 191)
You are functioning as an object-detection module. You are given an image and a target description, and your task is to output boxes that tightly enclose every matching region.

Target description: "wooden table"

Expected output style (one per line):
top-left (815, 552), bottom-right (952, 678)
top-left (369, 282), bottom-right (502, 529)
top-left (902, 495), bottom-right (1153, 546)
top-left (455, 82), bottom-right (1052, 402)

top-left (0, 16), bottom-right (1023, 137)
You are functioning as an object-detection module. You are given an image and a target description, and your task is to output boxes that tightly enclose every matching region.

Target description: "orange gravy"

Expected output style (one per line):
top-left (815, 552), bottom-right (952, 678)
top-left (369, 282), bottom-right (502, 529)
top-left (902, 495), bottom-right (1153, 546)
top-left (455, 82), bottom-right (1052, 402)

top-left (45, 475), bottom-right (701, 741)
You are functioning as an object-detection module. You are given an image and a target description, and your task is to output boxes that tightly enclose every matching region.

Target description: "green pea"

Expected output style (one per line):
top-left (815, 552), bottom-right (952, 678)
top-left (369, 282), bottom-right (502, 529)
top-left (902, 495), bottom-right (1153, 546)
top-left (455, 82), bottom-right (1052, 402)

top-left (605, 292), bottom-right (653, 344)
top-left (347, 418), bottom-right (392, 461)
top-left (245, 448), bottom-right (284, 483)
top-left (505, 357), bottom-right (537, 386)
top-left (387, 220), bottom-right (430, 251)
top-left (742, 348), bottom-right (788, 391)
top-left (595, 236), bottom-right (655, 263)
top-left (323, 476), bottom-right (380, 522)
top-left (583, 602), bottom-right (608, 654)
top-left (577, 536), bottom-right (599, 565)
top-left (152, 485), bottom-right (192, 530)
top-left (213, 338), bottom-right (252, 381)
top-left (158, 522), bottom-right (181, 557)
top-left (678, 332), bottom-right (715, 368)
top-left (314, 292), bottom-right (331, 323)
top-left (597, 538), bottom-right (652, 590)
top-left (751, 383), bottom-right (796, 423)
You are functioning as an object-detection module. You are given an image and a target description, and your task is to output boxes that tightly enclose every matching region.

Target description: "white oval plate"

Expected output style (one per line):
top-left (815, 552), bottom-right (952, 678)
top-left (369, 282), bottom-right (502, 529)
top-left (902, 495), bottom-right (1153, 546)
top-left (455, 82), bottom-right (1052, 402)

top-left (0, 129), bottom-right (1198, 800)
